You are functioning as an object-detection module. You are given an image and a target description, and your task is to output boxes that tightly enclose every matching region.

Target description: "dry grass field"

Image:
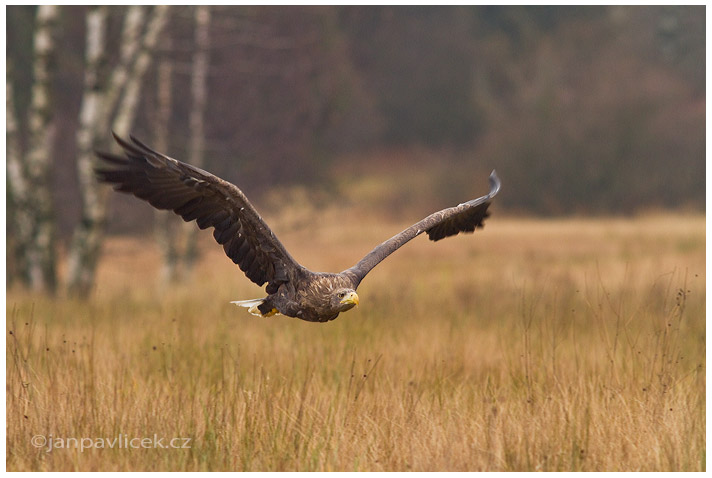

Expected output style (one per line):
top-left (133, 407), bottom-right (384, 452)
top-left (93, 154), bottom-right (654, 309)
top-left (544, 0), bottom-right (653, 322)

top-left (6, 212), bottom-right (705, 471)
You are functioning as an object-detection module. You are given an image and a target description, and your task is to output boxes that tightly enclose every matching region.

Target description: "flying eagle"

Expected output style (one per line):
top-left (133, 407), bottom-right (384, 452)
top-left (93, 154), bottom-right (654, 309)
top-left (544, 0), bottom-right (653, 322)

top-left (96, 133), bottom-right (501, 322)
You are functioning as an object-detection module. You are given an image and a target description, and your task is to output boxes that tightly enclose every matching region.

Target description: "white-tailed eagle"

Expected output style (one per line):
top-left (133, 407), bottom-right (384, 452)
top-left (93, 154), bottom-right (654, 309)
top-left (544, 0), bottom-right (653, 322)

top-left (96, 133), bottom-right (501, 322)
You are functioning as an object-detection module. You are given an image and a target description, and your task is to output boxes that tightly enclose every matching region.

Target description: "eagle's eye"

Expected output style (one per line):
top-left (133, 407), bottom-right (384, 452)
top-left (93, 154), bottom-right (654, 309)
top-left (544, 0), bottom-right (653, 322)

top-left (337, 291), bottom-right (345, 299)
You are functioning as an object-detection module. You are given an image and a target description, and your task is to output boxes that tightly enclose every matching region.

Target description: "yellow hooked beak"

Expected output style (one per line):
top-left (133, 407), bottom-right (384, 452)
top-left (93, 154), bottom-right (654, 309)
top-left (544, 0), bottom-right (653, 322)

top-left (340, 291), bottom-right (359, 307)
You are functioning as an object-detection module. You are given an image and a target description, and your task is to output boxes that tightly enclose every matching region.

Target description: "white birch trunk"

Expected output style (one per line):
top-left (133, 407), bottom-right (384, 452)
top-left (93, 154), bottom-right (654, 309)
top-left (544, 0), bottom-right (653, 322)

top-left (22, 5), bottom-right (59, 292)
top-left (6, 58), bottom-right (30, 284)
top-left (102, 5), bottom-right (145, 126)
top-left (182, 6), bottom-right (211, 274)
top-left (66, 6), bottom-right (110, 296)
top-left (113, 6), bottom-right (169, 135)
top-left (67, 5), bottom-right (170, 296)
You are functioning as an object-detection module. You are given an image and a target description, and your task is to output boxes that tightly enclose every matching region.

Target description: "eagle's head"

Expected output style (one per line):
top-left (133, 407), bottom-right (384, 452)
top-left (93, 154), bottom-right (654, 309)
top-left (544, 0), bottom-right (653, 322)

top-left (332, 288), bottom-right (359, 313)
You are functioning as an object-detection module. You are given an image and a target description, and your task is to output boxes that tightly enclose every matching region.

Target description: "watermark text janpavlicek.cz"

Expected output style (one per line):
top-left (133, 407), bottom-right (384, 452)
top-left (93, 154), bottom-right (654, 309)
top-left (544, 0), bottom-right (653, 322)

top-left (31, 434), bottom-right (192, 452)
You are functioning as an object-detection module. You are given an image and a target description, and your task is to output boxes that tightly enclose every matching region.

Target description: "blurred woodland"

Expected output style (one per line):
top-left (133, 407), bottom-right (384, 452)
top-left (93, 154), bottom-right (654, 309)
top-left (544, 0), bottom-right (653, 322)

top-left (6, 6), bottom-right (706, 295)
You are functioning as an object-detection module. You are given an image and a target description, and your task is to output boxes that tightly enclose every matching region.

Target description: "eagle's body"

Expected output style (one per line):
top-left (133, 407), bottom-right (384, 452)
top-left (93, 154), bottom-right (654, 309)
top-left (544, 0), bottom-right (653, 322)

top-left (251, 271), bottom-right (360, 322)
top-left (96, 133), bottom-right (500, 322)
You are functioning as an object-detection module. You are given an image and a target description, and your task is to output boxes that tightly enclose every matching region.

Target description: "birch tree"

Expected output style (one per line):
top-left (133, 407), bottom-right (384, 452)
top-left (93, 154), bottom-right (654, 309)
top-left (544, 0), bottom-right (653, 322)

top-left (182, 5), bottom-right (211, 275)
top-left (7, 58), bottom-right (28, 285)
top-left (152, 6), bottom-right (211, 284)
top-left (6, 5), bottom-right (59, 292)
top-left (66, 6), bottom-right (110, 296)
top-left (153, 26), bottom-right (180, 284)
top-left (67, 5), bottom-right (169, 296)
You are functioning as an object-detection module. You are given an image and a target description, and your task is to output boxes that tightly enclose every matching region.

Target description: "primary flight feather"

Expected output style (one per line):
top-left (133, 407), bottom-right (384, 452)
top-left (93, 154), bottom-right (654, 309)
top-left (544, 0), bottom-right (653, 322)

top-left (95, 133), bottom-right (501, 322)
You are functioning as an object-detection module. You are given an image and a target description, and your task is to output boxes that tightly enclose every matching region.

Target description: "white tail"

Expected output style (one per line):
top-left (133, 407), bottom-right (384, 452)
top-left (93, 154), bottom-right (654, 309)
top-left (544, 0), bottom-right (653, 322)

top-left (230, 298), bottom-right (265, 316)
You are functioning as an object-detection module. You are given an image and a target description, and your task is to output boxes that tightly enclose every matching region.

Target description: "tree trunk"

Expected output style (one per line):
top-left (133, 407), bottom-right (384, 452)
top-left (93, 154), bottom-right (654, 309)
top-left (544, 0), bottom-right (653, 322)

top-left (153, 22), bottom-right (180, 284)
top-left (67, 5), bottom-right (170, 297)
top-left (112, 6), bottom-right (169, 135)
top-left (11, 5), bottom-right (60, 293)
top-left (182, 5), bottom-right (211, 275)
top-left (66, 6), bottom-right (110, 296)
top-left (6, 57), bottom-right (29, 285)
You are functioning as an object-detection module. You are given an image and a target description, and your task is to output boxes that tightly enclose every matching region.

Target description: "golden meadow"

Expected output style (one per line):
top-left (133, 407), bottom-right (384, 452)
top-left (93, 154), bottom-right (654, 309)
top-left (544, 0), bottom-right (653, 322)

top-left (7, 212), bottom-right (705, 471)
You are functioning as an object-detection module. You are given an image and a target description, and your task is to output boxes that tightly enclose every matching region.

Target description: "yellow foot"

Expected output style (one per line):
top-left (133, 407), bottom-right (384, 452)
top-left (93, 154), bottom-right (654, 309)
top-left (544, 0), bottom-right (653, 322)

top-left (248, 304), bottom-right (279, 317)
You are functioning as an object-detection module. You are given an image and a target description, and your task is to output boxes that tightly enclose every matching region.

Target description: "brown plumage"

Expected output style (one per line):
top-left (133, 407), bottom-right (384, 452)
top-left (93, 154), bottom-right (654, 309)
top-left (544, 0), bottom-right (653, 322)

top-left (95, 133), bottom-right (501, 322)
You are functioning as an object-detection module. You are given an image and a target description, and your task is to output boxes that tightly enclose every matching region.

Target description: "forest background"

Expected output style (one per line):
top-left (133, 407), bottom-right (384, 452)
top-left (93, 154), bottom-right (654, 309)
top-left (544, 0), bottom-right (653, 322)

top-left (6, 5), bottom-right (705, 293)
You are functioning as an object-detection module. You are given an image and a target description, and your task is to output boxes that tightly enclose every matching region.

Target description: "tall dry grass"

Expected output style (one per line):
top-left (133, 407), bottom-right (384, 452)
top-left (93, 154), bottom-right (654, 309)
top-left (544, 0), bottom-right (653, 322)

top-left (6, 214), bottom-right (705, 471)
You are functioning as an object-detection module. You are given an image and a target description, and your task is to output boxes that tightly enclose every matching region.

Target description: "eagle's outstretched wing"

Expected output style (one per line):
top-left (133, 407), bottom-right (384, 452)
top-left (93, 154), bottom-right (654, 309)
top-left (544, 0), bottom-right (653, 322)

top-left (95, 133), bottom-right (303, 293)
top-left (343, 171), bottom-right (500, 285)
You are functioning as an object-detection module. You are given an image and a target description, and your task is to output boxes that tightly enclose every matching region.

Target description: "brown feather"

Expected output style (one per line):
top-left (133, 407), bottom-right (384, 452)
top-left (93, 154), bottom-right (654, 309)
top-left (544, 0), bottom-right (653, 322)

top-left (95, 133), bottom-right (302, 291)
